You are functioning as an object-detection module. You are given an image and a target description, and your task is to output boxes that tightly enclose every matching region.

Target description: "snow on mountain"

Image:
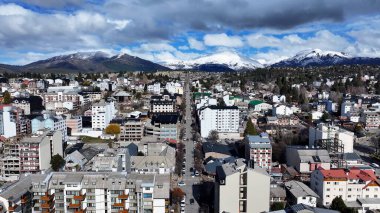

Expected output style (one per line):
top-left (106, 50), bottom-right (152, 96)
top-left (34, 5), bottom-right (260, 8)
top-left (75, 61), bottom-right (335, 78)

top-left (272, 49), bottom-right (351, 67)
top-left (165, 51), bottom-right (263, 70)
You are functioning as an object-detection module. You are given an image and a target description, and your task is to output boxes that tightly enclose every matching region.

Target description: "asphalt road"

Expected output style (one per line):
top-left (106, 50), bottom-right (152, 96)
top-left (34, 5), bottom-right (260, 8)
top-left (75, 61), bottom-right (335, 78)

top-left (180, 72), bottom-right (201, 213)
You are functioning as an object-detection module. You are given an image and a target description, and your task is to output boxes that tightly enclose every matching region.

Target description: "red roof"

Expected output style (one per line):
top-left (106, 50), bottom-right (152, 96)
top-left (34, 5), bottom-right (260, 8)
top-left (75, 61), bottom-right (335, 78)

top-left (320, 169), bottom-right (347, 179)
top-left (319, 168), bottom-right (377, 182)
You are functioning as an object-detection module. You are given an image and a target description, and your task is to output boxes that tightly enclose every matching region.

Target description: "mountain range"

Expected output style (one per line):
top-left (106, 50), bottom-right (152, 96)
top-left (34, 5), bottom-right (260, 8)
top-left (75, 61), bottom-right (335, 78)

top-left (1, 49), bottom-right (380, 73)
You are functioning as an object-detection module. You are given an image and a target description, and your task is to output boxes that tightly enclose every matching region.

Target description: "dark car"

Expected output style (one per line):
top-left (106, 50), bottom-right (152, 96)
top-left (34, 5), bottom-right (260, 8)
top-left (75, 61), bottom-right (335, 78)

top-left (190, 199), bottom-right (194, 204)
top-left (190, 167), bottom-right (193, 172)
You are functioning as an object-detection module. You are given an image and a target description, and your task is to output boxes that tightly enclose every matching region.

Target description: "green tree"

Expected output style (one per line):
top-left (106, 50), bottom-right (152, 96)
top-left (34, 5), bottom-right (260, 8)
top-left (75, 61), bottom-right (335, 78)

top-left (50, 154), bottom-right (65, 171)
top-left (2, 91), bottom-right (11, 104)
top-left (330, 196), bottom-right (347, 212)
top-left (321, 112), bottom-right (331, 122)
top-left (244, 119), bottom-right (258, 136)
top-left (270, 202), bottom-right (284, 211)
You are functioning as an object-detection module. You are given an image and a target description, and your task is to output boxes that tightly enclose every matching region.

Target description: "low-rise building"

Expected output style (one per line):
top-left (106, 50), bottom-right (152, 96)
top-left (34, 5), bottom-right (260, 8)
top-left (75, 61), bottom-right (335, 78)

top-left (286, 146), bottom-right (331, 174)
top-left (285, 180), bottom-right (319, 207)
top-left (310, 168), bottom-right (380, 207)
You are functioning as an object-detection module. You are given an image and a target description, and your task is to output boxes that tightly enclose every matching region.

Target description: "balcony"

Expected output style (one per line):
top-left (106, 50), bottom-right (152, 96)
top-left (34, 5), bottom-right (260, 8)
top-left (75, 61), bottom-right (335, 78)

top-left (41, 193), bottom-right (54, 201)
top-left (118, 194), bottom-right (129, 199)
top-left (41, 201), bottom-right (54, 209)
top-left (112, 202), bottom-right (125, 208)
top-left (73, 193), bottom-right (86, 201)
top-left (68, 203), bottom-right (81, 209)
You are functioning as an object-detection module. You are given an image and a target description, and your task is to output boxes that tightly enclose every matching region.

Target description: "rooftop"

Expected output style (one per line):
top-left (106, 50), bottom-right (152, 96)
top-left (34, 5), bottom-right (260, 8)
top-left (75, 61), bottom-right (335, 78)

top-left (285, 180), bottom-right (320, 198)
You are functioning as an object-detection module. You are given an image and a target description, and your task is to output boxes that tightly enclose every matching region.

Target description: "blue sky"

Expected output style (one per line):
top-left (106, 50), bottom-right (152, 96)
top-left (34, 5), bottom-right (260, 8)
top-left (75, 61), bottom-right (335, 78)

top-left (0, 0), bottom-right (380, 65)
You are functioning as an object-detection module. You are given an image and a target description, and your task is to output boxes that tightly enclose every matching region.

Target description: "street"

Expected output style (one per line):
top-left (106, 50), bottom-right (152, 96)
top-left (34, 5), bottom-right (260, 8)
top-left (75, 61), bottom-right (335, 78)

top-left (179, 72), bottom-right (201, 213)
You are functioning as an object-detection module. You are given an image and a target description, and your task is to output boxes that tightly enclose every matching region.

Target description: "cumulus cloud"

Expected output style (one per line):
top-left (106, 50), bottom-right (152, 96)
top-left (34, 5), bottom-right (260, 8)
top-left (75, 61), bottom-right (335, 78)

top-left (204, 33), bottom-right (243, 47)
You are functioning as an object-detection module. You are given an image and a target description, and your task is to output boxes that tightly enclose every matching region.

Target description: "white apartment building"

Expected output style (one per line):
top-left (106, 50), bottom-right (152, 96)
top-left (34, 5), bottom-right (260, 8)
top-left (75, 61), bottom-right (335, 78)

top-left (165, 82), bottom-right (183, 94)
top-left (11, 98), bottom-right (31, 115)
top-left (272, 104), bottom-right (293, 116)
top-left (0, 172), bottom-right (170, 213)
top-left (150, 95), bottom-right (176, 113)
top-left (147, 82), bottom-right (161, 94)
top-left (310, 168), bottom-right (380, 207)
top-left (199, 106), bottom-right (239, 138)
top-left (341, 101), bottom-right (354, 117)
top-left (92, 100), bottom-right (116, 130)
top-left (215, 158), bottom-right (270, 213)
top-left (309, 123), bottom-right (355, 153)
top-left (32, 114), bottom-right (67, 142)
top-left (0, 106), bottom-right (17, 138)
top-left (196, 97), bottom-right (217, 110)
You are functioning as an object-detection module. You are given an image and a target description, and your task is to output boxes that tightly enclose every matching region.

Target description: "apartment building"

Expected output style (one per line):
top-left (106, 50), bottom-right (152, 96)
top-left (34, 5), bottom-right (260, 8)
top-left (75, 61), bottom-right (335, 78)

top-left (91, 100), bottom-right (116, 130)
top-left (150, 95), bottom-right (176, 113)
top-left (310, 168), bottom-right (380, 207)
top-left (11, 98), bottom-right (31, 115)
top-left (0, 106), bottom-right (30, 138)
top-left (66, 115), bottom-right (83, 135)
top-left (215, 158), bottom-right (270, 213)
top-left (112, 118), bottom-right (144, 142)
top-left (145, 113), bottom-right (178, 142)
top-left (43, 91), bottom-right (81, 110)
top-left (31, 114), bottom-right (67, 142)
top-left (309, 123), bottom-right (355, 153)
top-left (0, 172), bottom-right (170, 213)
top-left (0, 130), bottom-right (63, 181)
top-left (361, 111), bottom-right (380, 130)
top-left (199, 105), bottom-right (240, 138)
top-left (245, 133), bottom-right (272, 170)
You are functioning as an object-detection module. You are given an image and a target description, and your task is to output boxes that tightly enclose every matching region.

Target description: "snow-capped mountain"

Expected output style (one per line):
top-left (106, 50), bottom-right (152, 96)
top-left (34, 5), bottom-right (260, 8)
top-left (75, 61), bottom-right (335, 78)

top-left (271, 49), bottom-right (380, 67)
top-left (165, 51), bottom-right (263, 71)
top-left (23, 51), bottom-right (170, 72)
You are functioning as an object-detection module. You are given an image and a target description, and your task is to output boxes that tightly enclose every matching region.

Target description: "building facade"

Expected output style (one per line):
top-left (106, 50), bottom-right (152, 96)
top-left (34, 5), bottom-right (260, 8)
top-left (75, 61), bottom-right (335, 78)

top-left (199, 106), bottom-right (239, 138)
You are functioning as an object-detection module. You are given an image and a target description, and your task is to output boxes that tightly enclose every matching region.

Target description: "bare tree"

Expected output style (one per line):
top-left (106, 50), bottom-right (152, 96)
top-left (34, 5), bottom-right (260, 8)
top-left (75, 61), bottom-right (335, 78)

top-left (208, 130), bottom-right (219, 142)
top-left (370, 137), bottom-right (380, 155)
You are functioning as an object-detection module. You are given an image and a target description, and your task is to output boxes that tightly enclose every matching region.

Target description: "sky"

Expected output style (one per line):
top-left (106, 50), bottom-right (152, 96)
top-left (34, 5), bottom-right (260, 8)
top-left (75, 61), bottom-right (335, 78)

top-left (1, 0), bottom-right (380, 65)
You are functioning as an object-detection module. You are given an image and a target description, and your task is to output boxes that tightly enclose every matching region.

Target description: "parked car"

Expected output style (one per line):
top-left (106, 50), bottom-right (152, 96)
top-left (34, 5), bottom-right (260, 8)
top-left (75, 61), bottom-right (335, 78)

top-left (190, 199), bottom-right (194, 205)
top-left (178, 181), bottom-right (186, 186)
top-left (195, 170), bottom-right (200, 176)
top-left (190, 167), bottom-right (194, 172)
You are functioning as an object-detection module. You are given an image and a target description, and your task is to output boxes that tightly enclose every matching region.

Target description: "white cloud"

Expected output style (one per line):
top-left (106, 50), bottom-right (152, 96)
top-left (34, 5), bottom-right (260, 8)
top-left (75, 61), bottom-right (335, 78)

top-left (188, 37), bottom-right (205, 50)
top-left (204, 33), bottom-right (243, 47)
top-left (139, 42), bottom-right (176, 52)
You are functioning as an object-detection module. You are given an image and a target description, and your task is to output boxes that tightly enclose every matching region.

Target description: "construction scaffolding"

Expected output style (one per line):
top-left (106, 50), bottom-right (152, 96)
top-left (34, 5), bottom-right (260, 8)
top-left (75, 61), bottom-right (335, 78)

top-left (317, 138), bottom-right (345, 168)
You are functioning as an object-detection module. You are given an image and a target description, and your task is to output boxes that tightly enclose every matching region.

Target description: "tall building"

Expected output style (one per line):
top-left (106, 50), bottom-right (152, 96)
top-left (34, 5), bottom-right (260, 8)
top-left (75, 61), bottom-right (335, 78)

top-left (310, 168), bottom-right (380, 207)
top-left (0, 106), bottom-right (30, 138)
top-left (31, 114), bottom-right (67, 142)
top-left (111, 118), bottom-right (144, 142)
top-left (66, 115), bottom-right (83, 135)
top-left (309, 123), bottom-right (355, 153)
top-left (150, 94), bottom-right (176, 113)
top-left (215, 158), bottom-right (270, 213)
top-left (91, 100), bottom-right (116, 130)
top-left (199, 105), bottom-right (239, 138)
top-left (245, 133), bottom-right (272, 170)
top-left (0, 172), bottom-right (170, 213)
top-left (0, 130), bottom-right (63, 181)
top-left (145, 113), bottom-right (179, 142)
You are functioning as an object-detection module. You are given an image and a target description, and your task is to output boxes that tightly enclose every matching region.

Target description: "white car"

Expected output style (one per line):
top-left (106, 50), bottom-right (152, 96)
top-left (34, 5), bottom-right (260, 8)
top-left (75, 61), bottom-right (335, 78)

top-left (178, 181), bottom-right (186, 186)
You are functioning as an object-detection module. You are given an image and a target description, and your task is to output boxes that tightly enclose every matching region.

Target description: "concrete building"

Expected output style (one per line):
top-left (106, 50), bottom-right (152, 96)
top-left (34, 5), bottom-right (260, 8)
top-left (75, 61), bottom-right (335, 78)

top-left (249, 100), bottom-right (272, 112)
top-left (341, 100), bottom-right (355, 117)
top-left (199, 106), bottom-right (239, 138)
top-left (91, 100), bottom-right (116, 130)
top-left (0, 106), bottom-right (18, 138)
top-left (165, 82), bottom-right (183, 94)
top-left (361, 111), bottom-right (380, 130)
top-left (245, 133), bottom-right (272, 170)
top-left (150, 94), bottom-right (176, 113)
top-left (144, 113), bottom-right (178, 142)
top-left (112, 118), bottom-right (144, 142)
top-left (147, 82), bottom-right (161, 94)
top-left (286, 146), bottom-right (331, 174)
top-left (66, 115), bottom-right (83, 135)
top-left (31, 114), bottom-right (67, 142)
top-left (309, 123), bottom-right (355, 153)
top-left (0, 130), bottom-right (63, 181)
top-left (11, 98), bottom-right (31, 115)
top-left (0, 172), bottom-right (170, 213)
top-left (215, 158), bottom-right (270, 213)
top-left (285, 180), bottom-right (319, 207)
top-left (310, 168), bottom-right (380, 207)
